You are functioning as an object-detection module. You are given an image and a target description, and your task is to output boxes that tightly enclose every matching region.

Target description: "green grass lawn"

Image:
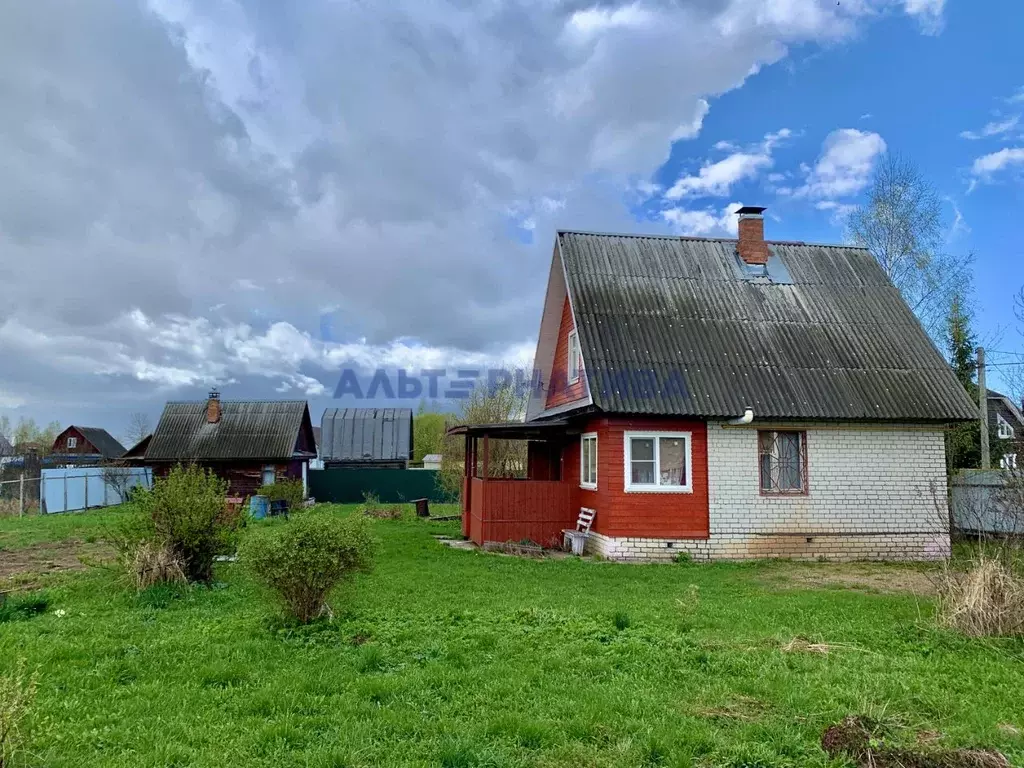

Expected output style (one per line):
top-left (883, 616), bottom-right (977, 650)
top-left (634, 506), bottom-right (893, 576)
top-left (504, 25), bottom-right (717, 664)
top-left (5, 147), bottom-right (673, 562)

top-left (1, 505), bottom-right (1023, 767)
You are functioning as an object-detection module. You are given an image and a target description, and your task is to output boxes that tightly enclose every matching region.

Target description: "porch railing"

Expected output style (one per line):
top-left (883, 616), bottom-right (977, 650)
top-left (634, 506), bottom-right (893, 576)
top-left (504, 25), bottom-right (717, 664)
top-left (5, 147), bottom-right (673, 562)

top-left (467, 477), bottom-right (576, 547)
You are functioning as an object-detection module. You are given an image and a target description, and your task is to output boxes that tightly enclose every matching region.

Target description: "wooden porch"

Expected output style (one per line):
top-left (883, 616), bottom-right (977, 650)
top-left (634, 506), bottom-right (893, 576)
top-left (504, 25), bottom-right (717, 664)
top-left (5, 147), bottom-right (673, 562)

top-left (450, 420), bottom-right (580, 548)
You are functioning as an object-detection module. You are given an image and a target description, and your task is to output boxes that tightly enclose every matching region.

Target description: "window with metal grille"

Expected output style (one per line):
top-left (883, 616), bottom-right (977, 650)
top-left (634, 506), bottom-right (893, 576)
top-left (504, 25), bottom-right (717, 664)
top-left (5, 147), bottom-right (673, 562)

top-left (758, 430), bottom-right (806, 494)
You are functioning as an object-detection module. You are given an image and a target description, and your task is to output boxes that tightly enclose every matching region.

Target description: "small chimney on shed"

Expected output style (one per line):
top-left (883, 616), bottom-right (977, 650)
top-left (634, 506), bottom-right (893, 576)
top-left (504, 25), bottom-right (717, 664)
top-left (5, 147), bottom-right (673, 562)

top-left (206, 389), bottom-right (221, 424)
top-left (736, 206), bottom-right (769, 266)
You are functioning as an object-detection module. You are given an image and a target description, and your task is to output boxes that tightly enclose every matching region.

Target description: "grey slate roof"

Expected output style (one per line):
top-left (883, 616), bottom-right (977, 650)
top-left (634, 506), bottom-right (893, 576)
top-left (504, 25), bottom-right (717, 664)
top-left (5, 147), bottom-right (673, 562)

top-left (146, 401), bottom-right (314, 461)
top-left (0, 434), bottom-right (14, 456)
top-left (558, 231), bottom-right (977, 422)
top-left (321, 408), bottom-right (412, 462)
top-left (73, 427), bottom-right (126, 458)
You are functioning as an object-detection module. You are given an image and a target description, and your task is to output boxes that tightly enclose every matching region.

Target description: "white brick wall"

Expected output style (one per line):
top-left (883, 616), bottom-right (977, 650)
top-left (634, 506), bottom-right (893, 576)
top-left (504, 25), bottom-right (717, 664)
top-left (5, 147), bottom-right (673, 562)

top-left (588, 422), bottom-right (951, 562)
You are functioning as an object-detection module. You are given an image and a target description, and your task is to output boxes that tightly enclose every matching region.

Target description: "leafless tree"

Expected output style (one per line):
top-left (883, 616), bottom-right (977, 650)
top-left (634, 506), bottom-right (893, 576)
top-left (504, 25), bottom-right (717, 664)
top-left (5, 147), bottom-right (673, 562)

top-left (101, 461), bottom-right (139, 505)
top-left (124, 412), bottom-right (152, 448)
top-left (846, 153), bottom-right (972, 338)
top-left (439, 379), bottom-right (530, 500)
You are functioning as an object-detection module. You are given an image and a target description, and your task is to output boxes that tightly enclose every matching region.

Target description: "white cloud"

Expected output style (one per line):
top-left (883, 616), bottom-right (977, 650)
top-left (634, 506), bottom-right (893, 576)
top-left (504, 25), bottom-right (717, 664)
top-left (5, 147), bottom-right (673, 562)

top-left (902, 0), bottom-right (945, 34)
top-left (960, 114), bottom-right (1020, 140)
top-left (662, 202), bottom-right (741, 236)
top-left (671, 99), bottom-right (710, 141)
top-left (568, 4), bottom-right (656, 39)
top-left (1010, 87), bottom-right (1024, 105)
top-left (814, 200), bottom-right (857, 225)
top-left (0, 310), bottom-right (534, 398)
top-left (0, 0), bottom-right (952, 419)
top-left (796, 128), bottom-right (886, 199)
top-left (665, 129), bottom-right (791, 199)
top-left (969, 147), bottom-right (1024, 183)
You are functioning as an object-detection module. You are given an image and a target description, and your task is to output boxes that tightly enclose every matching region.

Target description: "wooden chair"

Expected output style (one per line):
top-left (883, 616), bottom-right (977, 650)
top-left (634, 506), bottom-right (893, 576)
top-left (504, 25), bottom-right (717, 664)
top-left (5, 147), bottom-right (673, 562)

top-left (563, 507), bottom-right (596, 555)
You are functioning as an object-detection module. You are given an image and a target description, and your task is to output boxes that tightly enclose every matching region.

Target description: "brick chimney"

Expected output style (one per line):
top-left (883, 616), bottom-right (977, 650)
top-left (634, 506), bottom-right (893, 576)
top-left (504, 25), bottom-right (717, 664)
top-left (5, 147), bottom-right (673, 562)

top-left (206, 389), bottom-right (221, 424)
top-left (736, 206), bottom-right (769, 266)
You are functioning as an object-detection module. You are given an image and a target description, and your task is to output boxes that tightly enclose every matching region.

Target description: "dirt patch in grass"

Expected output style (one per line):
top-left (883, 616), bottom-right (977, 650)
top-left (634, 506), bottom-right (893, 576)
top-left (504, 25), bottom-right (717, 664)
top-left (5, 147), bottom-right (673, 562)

top-left (0, 539), bottom-right (114, 582)
top-left (821, 716), bottom-right (1009, 768)
top-left (763, 563), bottom-right (937, 595)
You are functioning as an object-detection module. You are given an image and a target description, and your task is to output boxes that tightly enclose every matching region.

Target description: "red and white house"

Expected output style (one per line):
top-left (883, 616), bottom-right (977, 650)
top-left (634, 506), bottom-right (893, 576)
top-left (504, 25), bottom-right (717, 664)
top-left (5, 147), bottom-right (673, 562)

top-left (452, 207), bottom-right (977, 561)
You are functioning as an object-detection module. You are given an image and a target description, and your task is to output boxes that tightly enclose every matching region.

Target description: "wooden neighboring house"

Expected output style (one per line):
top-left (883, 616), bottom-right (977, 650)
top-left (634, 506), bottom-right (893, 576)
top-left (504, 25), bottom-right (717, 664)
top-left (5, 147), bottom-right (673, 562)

top-left (320, 408), bottom-right (413, 469)
top-left (987, 389), bottom-right (1024, 469)
top-left (50, 426), bottom-right (126, 466)
top-left (132, 394), bottom-right (317, 497)
top-left (450, 206), bottom-right (977, 562)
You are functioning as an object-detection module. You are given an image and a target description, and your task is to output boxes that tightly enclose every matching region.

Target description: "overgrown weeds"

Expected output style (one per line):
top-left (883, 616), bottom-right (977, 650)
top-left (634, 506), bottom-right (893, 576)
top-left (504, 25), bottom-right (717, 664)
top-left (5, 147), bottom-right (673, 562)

top-left (0, 661), bottom-right (38, 768)
top-left (359, 492), bottom-right (404, 520)
top-left (113, 464), bottom-right (241, 586)
top-left (123, 542), bottom-right (187, 591)
top-left (936, 553), bottom-right (1024, 637)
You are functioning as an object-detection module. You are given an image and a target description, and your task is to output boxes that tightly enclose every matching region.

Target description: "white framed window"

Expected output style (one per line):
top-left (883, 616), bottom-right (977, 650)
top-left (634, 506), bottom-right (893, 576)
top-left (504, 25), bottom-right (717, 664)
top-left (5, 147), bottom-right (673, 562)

top-left (567, 329), bottom-right (581, 384)
top-left (624, 431), bottom-right (692, 493)
top-left (261, 466), bottom-right (276, 486)
top-left (67, 437), bottom-right (77, 449)
top-left (997, 414), bottom-right (1015, 440)
top-left (1001, 453), bottom-right (1017, 470)
top-left (580, 432), bottom-right (598, 489)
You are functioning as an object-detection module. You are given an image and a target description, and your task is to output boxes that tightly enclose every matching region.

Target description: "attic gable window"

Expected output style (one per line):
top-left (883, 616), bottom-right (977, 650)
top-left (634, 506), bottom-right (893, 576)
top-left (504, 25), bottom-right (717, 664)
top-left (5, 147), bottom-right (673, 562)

top-left (67, 437), bottom-right (77, 449)
top-left (567, 329), bottom-right (581, 384)
top-left (997, 413), bottom-right (1015, 440)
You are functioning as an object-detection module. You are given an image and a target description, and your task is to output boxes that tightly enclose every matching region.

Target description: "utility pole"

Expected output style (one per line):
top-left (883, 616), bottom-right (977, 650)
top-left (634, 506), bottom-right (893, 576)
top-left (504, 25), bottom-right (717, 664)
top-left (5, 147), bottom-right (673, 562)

top-left (978, 346), bottom-right (990, 470)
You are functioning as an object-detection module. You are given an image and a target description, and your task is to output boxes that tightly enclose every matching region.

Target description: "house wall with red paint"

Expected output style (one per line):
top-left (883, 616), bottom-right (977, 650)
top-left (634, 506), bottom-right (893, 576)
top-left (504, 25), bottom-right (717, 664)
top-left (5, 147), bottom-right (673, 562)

top-left (545, 296), bottom-right (587, 409)
top-left (561, 416), bottom-right (710, 539)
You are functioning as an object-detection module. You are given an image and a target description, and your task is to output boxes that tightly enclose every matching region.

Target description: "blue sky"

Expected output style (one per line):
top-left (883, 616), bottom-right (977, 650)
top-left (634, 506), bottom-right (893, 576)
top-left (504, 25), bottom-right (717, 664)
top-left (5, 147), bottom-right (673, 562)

top-left (640, 0), bottom-right (1024, 381)
top-left (1, 0), bottom-right (1023, 436)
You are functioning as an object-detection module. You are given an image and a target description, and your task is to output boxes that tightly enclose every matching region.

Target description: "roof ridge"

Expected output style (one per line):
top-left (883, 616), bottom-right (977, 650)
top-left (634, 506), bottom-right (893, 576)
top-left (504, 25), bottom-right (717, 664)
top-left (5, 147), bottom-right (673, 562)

top-left (556, 229), bottom-right (870, 251)
top-left (163, 399), bottom-right (309, 404)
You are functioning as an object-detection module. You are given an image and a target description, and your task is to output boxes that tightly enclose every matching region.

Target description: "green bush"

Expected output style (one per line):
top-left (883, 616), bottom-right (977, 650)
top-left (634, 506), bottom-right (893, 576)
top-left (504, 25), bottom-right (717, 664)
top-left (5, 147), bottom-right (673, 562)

top-left (257, 479), bottom-right (304, 511)
top-left (240, 512), bottom-right (376, 624)
top-left (119, 464), bottom-right (238, 585)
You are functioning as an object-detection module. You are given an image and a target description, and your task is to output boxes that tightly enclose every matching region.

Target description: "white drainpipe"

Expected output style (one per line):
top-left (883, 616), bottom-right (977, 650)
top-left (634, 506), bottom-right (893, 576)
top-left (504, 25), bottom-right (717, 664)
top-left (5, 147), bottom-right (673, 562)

top-left (728, 408), bottom-right (755, 426)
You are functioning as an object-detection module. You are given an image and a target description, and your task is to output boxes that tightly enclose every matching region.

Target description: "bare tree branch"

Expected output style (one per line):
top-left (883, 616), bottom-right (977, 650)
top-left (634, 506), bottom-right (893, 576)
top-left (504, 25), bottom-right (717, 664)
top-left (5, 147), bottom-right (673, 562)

top-left (846, 153), bottom-right (972, 338)
top-left (124, 412), bottom-right (152, 448)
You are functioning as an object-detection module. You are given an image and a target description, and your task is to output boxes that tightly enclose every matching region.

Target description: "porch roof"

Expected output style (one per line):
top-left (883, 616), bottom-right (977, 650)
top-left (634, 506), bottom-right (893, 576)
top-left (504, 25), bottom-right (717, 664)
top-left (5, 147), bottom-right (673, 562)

top-left (446, 419), bottom-right (579, 440)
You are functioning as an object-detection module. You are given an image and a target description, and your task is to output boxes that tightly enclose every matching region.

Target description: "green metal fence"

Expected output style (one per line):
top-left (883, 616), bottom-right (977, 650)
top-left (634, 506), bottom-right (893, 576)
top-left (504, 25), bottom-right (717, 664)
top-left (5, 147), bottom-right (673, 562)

top-left (308, 468), bottom-right (455, 504)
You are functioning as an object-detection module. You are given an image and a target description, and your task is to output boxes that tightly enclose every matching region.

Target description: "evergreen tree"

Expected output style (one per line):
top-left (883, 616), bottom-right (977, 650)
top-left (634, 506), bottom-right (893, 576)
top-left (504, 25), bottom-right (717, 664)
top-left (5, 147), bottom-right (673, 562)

top-left (943, 287), bottom-right (980, 472)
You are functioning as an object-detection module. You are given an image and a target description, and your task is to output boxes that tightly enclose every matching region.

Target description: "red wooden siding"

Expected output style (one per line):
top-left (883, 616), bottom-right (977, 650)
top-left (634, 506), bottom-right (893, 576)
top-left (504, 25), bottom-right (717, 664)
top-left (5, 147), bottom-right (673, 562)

top-left (467, 477), bottom-right (576, 548)
top-left (52, 427), bottom-right (99, 457)
top-left (152, 461), bottom-right (293, 498)
top-left (545, 296), bottom-right (588, 409)
top-left (564, 417), bottom-right (709, 539)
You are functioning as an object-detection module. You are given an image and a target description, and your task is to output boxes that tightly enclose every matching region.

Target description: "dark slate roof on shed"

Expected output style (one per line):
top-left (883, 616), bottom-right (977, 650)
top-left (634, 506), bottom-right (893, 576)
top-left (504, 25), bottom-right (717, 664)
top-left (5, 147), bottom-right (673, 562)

top-left (0, 434), bottom-right (14, 456)
top-left (321, 408), bottom-right (412, 462)
top-left (73, 427), bottom-right (126, 458)
top-left (145, 401), bottom-right (313, 461)
top-left (557, 231), bottom-right (977, 421)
